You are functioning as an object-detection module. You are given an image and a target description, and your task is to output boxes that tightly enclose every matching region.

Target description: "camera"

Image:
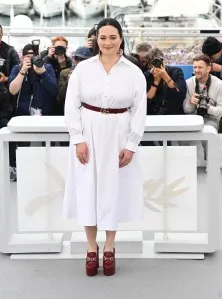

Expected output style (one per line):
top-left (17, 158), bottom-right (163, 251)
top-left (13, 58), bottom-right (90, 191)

top-left (152, 57), bottom-right (163, 68)
top-left (197, 94), bottom-right (210, 116)
top-left (31, 39), bottom-right (40, 56)
top-left (31, 56), bottom-right (44, 68)
top-left (54, 46), bottom-right (66, 56)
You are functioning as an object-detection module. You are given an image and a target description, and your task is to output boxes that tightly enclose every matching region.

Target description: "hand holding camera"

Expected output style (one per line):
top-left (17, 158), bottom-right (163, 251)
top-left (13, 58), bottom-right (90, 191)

top-left (48, 46), bottom-right (55, 57)
top-left (33, 63), bottom-right (46, 74)
top-left (49, 45), bottom-right (66, 64)
top-left (21, 55), bottom-right (45, 74)
top-left (21, 57), bottom-right (32, 73)
top-left (191, 91), bottom-right (211, 116)
top-left (190, 93), bottom-right (200, 106)
top-left (151, 65), bottom-right (166, 81)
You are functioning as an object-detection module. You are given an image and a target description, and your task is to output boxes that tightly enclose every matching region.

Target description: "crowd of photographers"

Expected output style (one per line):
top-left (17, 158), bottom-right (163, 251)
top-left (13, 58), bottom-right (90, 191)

top-left (1, 23), bottom-right (222, 180)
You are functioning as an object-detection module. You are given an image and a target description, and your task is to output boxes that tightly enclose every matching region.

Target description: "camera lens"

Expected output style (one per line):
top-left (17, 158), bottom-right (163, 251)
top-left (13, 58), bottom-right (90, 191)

top-left (31, 56), bottom-right (44, 68)
top-left (152, 58), bottom-right (163, 68)
top-left (197, 94), bottom-right (209, 116)
top-left (54, 46), bottom-right (66, 56)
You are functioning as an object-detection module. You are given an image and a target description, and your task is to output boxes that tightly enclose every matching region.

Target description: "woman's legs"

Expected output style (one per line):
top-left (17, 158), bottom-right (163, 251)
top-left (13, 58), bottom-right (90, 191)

top-left (103, 231), bottom-right (116, 276)
top-left (84, 226), bottom-right (97, 252)
top-left (104, 231), bottom-right (116, 252)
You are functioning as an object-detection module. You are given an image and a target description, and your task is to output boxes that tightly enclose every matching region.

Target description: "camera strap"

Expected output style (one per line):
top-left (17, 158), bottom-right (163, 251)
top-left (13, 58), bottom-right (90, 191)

top-left (195, 75), bottom-right (211, 96)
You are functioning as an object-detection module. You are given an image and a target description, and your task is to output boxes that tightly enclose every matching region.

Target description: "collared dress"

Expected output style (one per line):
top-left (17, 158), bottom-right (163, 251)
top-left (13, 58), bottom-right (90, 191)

top-left (63, 55), bottom-right (147, 230)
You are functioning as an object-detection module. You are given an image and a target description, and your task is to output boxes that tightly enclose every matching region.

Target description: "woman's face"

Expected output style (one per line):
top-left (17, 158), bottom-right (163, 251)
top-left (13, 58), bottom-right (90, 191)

top-left (97, 25), bottom-right (122, 56)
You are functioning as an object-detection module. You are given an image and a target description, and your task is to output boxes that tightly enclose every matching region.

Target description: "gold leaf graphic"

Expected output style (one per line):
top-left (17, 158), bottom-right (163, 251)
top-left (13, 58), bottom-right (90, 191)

top-left (25, 163), bottom-right (65, 216)
top-left (143, 176), bottom-right (188, 212)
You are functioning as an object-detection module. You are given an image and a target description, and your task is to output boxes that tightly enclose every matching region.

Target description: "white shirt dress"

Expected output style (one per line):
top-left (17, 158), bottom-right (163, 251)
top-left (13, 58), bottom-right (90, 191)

top-left (63, 55), bottom-right (147, 230)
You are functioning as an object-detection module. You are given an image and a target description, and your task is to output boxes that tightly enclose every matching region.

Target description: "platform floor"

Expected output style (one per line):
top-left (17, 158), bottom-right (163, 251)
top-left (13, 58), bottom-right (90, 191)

top-left (0, 249), bottom-right (222, 299)
top-left (0, 168), bottom-right (221, 298)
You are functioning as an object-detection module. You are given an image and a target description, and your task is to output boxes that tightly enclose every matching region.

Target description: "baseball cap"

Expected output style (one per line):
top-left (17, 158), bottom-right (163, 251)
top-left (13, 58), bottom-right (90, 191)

top-left (22, 44), bottom-right (34, 56)
top-left (73, 46), bottom-right (92, 59)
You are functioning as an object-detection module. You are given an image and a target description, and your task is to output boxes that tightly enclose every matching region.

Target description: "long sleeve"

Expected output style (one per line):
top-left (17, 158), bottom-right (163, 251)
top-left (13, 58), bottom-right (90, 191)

top-left (126, 72), bottom-right (147, 152)
top-left (207, 82), bottom-right (222, 119)
top-left (183, 79), bottom-right (197, 114)
top-left (39, 64), bottom-right (57, 97)
top-left (183, 92), bottom-right (197, 114)
top-left (58, 69), bottom-right (69, 104)
top-left (64, 66), bottom-right (85, 145)
top-left (166, 68), bottom-right (187, 114)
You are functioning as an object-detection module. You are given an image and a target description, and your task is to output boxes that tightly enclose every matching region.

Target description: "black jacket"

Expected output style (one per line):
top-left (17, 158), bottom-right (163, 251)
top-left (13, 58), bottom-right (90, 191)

top-left (0, 40), bottom-right (20, 77)
top-left (0, 83), bottom-right (12, 125)
top-left (145, 66), bottom-right (187, 115)
top-left (44, 55), bottom-right (72, 80)
top-left (211, 56), bottom-right (222, 80)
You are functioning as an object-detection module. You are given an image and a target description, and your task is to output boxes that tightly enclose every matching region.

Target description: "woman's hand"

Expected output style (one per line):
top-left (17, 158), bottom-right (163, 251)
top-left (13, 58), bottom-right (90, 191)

top-left (119, 149), bottom-right (134, 168)
top-left (76, 142), bottom-right (89, 164)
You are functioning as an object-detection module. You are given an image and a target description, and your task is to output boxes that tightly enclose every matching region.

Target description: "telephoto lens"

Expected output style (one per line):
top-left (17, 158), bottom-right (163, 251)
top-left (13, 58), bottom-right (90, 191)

top-left (197, 94), bottom-right (209, 116)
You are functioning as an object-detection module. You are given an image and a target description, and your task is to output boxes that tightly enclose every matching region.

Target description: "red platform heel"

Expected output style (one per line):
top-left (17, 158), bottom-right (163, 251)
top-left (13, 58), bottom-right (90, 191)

top-left (85, 245), bottom-right (99, 276)
top-left (103, 248), bottom-right (115, 276)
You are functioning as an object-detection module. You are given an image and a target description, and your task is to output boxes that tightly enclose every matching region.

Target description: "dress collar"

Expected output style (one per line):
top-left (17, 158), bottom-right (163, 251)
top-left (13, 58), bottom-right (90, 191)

top-left (89, 54), bottom-right (132, 66)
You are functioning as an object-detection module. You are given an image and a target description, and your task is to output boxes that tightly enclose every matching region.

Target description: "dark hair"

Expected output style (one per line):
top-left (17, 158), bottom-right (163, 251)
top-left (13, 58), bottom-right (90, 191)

top-left (0, 25), bottom-right (2, 32)
top-left (136, 42), bottom-right (152, 53)
top-left (93, 18), bottom-right (125, 56)
top-left (193, 54), bottom-right (212, 66)
top-left (126, 54), bottom-right (140, 68)
top-left (87, 27), bottom-right (97, 38)
top-left (147, 48), bottom-right (164, 66)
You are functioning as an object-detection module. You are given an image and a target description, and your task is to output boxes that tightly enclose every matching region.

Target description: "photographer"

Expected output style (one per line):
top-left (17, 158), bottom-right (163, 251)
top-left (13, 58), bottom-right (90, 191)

top-left (202, 36), bottom-right (222, 80)
top-left (0, 24), bottom-right (20, 85)
top-left (9, 44), bottom-right (57, 116)
top-left (134, 42), bottom-right (152, 73)
top-left (184, 54), bottom-right (222, 130)
top-left (86, 27), bottom-right (96, 53)
top-left (44, 36), bottom-right (72, 81)
top-left (146, 48), bottom-right (186, 115)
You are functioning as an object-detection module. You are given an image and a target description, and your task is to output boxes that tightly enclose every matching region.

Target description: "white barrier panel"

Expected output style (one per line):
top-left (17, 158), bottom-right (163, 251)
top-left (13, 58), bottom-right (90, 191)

top-left (16, 146), bottom-right (197, 232)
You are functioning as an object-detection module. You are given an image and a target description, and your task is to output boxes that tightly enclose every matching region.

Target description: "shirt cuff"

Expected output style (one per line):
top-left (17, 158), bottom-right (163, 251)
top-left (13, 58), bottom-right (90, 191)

top-left (70, 135), bottom-right (85, 145)
top-left (125, 140), bottom-right (138, 153)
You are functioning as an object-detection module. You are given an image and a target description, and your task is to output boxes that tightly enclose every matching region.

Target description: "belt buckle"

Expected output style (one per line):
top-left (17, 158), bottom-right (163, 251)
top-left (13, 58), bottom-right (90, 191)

top-left (100, 108), bottom-right (109, 114)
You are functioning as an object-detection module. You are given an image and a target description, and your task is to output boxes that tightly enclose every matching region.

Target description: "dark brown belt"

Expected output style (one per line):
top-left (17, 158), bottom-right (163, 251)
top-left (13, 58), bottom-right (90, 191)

top-left (81, 102), bottom-right (129, 114)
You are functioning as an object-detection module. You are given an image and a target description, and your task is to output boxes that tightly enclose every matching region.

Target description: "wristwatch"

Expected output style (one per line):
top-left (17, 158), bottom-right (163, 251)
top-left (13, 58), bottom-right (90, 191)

top-left (152, 82), bottom-right (159, 88)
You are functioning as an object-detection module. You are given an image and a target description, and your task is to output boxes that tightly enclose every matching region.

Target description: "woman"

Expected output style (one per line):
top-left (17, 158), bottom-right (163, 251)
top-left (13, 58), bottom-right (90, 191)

top-left (64, 18), bottom-right (147, 276)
